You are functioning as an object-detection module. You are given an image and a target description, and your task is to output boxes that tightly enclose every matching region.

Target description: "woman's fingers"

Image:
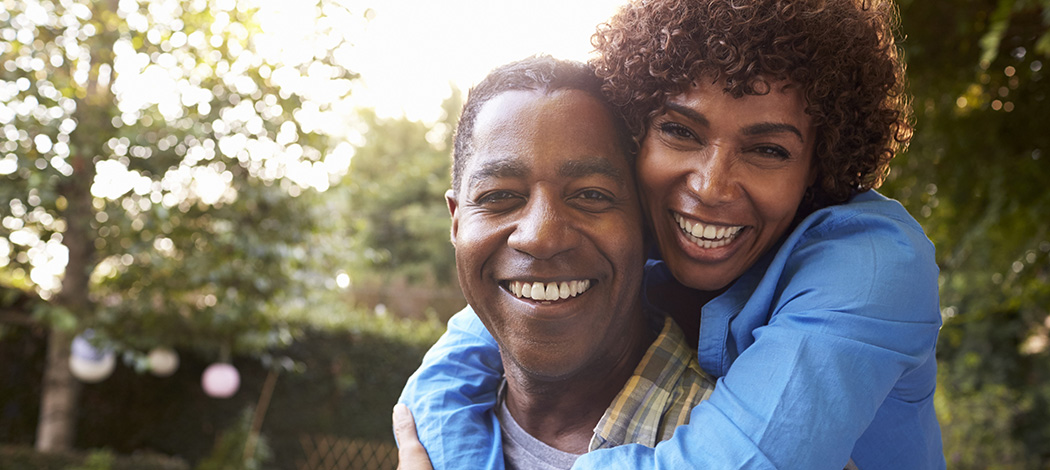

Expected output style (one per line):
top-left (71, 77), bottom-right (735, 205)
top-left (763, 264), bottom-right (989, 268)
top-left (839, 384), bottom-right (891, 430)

top-left (393, 403), bottom-right (434, 470)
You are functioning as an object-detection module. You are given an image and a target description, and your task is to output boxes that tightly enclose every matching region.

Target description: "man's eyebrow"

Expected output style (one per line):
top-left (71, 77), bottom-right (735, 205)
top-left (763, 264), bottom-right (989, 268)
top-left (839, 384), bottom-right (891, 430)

top-left (467, 158), bottom-right (528, 189)
top-left (742, 122), bottom-right (805, 143)
top-left (560, 156), bottom-right (625, 184)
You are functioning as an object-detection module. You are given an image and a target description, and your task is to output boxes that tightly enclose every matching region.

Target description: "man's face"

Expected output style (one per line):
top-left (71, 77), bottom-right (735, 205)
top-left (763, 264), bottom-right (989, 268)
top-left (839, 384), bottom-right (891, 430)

top-left (448, 89), bottom-right (645, 382)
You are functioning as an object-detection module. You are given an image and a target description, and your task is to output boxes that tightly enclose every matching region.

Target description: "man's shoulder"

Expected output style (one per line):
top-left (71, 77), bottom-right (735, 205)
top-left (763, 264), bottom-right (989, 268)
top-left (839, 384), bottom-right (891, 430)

top-left (590, 316), bottom-right (713, 451)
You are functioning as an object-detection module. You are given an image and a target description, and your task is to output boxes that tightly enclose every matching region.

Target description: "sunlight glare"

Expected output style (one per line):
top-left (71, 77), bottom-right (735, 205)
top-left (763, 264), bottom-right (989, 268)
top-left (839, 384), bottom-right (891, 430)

top-left (257, 0), bottom-right (626, 122)
top-left (336, 272), bottom-right (351, 289)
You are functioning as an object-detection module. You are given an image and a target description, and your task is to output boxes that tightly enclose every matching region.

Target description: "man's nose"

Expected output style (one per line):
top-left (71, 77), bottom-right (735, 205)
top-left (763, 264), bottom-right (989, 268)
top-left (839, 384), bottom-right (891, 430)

top-left (507, 192), bottom-right (579, 260)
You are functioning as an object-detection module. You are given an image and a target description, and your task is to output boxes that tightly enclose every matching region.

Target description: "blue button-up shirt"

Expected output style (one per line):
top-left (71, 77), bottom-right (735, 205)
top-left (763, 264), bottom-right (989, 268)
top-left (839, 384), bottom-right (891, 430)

top-left (398, 190), bottom-right (945, 469)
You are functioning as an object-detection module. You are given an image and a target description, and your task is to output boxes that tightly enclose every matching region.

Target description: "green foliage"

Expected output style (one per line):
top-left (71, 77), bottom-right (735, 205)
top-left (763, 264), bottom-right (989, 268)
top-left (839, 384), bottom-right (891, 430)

top-left (336, 91), bottom-right (462, 286)
top-left (936, 370), bottom-right (1039, 470)
top-left (194, 408), bottom-right (271, 470)
top-left (70, 449), bottom-right (115, 470)
top-left (890, 0), bottom-right (1050, 466)
top-left (0, 0), bottom-right (362, 352)
top-left (0, 308), bottom-right (444, 468)
top-left (0, 445), bottom-right (189, 470)
top-left (0, 0), bottom-right (373, 451)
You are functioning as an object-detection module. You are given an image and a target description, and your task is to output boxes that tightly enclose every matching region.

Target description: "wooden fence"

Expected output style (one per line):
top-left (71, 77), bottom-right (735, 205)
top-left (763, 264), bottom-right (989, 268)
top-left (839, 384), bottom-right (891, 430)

top-left (297, 434), bottom-right (398, 470)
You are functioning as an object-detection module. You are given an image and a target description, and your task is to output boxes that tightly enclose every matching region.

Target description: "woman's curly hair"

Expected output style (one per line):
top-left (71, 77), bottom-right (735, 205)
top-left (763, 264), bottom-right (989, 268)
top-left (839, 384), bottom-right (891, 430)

top-left (590, 0), bottom-right (913, 212)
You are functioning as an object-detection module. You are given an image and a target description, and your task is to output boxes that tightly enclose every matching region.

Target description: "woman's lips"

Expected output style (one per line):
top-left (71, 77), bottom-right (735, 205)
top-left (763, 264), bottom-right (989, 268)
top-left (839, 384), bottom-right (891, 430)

top-left (673, 212), bottom-right (744, 249)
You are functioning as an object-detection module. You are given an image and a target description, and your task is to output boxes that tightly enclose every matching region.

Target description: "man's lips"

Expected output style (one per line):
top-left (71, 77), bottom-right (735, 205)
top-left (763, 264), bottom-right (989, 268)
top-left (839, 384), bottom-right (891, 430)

top-left (502, 279), bottom-right (594, 302)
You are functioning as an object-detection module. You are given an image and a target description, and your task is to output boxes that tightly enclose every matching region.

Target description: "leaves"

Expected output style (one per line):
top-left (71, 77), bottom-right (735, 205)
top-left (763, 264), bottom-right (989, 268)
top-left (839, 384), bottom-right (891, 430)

top-left (893, 0), bottom-right (1050, 465)
top-left (0, 0), bottom-right (361, 356)
top-left (335, 97), bottom-right (461, 288)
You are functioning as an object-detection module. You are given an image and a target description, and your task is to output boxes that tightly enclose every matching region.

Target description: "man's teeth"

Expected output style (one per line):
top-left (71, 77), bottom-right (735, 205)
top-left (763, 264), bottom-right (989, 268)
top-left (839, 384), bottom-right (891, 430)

top-left (674, 213), bottom-right (742, 249)
top-left (509, 280), bottom-right (592, 301)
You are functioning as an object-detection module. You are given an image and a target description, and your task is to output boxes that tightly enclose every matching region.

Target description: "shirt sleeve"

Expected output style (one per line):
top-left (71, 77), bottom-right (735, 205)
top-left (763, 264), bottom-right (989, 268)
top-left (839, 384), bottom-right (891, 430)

top-left (396, 305), bottom-right (507, 470)
top-left (573, 209), bottom-right (943, 469)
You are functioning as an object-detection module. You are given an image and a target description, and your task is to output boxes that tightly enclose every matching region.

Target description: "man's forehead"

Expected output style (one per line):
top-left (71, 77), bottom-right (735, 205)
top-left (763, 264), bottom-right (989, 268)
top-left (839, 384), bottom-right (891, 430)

top-left (459, 87), bottom-right (632, 192)
top-left (464, 153), bottom-right (627, 190)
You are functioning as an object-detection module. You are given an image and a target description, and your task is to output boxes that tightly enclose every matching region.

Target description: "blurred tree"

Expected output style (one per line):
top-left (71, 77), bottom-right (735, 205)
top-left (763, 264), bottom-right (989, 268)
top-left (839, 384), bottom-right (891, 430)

top-left (891, 0), bottom-right (1050, 467)
top-left (332, 90), bottom-right (461, 312)
top-left (0, 0), bottom-right (362, 452)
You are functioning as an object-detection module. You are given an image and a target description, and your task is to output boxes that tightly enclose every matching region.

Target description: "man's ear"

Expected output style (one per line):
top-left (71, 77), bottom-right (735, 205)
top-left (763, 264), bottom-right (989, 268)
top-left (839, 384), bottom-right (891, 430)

top-left (445, 189), bottom-right (459, 246)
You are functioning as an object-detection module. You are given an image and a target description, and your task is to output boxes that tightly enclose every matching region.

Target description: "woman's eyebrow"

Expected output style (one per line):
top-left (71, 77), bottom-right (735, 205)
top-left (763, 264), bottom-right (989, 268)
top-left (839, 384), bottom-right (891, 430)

top-left (664, 102), bottom-right (710, 127)
top-left (664, 102), bottom-right (805, 143)
top-left (742, 122), bottom-right (805, 143)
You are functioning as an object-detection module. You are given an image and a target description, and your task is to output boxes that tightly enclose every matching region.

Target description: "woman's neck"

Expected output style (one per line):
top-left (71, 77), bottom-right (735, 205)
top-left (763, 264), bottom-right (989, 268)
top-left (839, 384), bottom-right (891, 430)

top-left (647, 279), bottom-right (724, 349)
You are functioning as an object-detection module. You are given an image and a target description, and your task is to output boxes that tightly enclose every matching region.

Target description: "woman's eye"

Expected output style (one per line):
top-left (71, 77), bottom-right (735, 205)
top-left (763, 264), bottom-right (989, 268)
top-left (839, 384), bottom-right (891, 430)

top-left (753, 145), bottom-right (791, 160)
top-left (657, 122), bottom-right (696, 140)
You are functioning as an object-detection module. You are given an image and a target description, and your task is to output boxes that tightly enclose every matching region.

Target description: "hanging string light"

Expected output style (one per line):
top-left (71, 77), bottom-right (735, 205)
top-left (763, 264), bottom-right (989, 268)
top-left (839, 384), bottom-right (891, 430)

top-left (69, 330), bottom-right (116, 383)
top-left (147, 347), bottom-right (180, 377)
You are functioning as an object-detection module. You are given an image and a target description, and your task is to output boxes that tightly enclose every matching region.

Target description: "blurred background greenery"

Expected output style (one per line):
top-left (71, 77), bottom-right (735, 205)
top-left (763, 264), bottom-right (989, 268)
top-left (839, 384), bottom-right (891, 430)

top-left (0, 0), bottom-right (1047, 469)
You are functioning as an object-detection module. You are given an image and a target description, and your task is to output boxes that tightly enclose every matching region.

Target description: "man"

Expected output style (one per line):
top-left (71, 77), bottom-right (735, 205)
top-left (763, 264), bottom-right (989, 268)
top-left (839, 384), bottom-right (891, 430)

top-left (396, 56), bottom-right (714, 468)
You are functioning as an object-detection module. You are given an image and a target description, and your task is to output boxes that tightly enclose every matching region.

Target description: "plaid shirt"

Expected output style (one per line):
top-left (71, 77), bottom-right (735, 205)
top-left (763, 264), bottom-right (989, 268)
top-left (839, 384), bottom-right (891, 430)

top-left (588, 315), bottom-right (715, 451)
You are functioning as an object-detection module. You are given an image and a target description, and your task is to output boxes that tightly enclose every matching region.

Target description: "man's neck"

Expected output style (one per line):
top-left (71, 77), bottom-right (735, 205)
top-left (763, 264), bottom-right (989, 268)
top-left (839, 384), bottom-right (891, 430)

top-left (500, 310), bottom-right (655, 454)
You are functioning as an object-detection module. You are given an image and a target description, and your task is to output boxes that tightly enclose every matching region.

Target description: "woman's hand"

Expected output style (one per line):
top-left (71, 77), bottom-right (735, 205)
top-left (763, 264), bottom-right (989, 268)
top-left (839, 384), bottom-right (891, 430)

top-left (393, 403), bottom-right (434, 470)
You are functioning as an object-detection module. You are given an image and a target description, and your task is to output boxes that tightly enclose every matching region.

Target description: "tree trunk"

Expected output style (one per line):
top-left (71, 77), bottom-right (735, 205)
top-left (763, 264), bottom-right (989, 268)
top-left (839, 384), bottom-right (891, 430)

top-left (35, 136), bottom-right (97, 452)
top-left (35, 329), bottom-right (79, 451)
top-left (35, 0), bottom-right (115, 450)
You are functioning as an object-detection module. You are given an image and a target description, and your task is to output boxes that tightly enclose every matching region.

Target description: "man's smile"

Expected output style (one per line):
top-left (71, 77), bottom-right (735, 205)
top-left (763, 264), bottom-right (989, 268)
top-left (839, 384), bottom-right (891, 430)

top-left (503, 279), bottom-right (594, 302)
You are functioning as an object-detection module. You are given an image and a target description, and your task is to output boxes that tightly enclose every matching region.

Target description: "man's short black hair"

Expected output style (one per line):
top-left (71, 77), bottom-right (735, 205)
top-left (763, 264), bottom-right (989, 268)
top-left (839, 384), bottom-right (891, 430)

top-left (451, 55), bottom-right (633, 192)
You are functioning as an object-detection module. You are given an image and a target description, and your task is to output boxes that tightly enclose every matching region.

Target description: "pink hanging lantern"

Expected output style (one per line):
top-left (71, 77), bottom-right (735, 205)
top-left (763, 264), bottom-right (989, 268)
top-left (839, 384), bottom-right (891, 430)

top-left (201, 362), bottom-right (240, 398)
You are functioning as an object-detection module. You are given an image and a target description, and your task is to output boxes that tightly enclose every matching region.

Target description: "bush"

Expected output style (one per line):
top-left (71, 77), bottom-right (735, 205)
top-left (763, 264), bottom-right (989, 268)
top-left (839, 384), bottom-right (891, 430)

top-left (0, 445), bottom-right (189, 470)
top-left (0, 308), bottom-right (446, 469)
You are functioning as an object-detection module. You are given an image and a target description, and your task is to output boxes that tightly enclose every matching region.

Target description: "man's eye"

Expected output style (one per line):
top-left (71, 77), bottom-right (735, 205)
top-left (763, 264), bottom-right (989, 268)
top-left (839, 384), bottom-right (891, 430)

top-left (577, 189), bottom-right (611, 201)
top-left (571, 189), bottom-right (615, 212)
top-left (477, 191), bottom-right (518, 205)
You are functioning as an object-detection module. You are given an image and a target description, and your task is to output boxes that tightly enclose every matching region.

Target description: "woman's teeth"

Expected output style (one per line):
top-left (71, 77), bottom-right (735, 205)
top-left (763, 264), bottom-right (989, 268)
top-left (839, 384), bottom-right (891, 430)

top-left (675, 213), bottom-right (742, 249)
top-left (508, 280), bottom-right (592, 301)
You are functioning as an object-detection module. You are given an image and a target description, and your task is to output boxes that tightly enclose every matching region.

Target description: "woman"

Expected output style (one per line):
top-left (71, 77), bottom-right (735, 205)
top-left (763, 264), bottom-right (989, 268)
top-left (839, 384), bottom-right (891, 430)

top-left (397, 0), bottom-right (944, 468)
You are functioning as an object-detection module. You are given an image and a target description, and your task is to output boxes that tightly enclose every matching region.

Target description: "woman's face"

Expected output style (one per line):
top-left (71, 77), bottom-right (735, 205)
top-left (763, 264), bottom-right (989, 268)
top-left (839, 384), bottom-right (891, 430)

top-left (637, 78), bottom-right (817, 292)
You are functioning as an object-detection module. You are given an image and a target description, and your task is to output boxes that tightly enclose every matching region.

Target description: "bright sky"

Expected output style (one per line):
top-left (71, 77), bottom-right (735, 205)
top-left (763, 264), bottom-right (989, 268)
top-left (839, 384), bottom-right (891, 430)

top-left (342, 0), bottom-right (626, 122)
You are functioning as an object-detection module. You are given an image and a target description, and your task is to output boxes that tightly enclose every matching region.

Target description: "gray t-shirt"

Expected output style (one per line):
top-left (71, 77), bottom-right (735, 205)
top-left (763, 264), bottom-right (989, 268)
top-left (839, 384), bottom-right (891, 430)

top-left (498, 400), bottom-right (582, 470)
top-left (496, 386), bottom-right (862, 470)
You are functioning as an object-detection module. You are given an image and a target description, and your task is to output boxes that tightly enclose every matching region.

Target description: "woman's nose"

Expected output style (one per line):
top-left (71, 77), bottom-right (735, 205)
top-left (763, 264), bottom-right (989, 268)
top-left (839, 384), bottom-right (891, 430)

top-left (686, 146), bottom-right (739, 205)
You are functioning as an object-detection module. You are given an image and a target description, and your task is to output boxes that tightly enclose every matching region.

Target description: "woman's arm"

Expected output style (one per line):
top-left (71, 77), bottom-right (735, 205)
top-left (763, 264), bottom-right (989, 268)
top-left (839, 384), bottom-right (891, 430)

top-left (396, 305), bottom-right (506, 470)
top-left (574, 197), bottom-right (944, 470)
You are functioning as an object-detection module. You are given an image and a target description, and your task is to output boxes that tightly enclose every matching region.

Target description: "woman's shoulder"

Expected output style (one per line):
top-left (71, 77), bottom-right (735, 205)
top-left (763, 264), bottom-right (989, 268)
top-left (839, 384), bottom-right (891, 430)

top-left (800, 190), bottom-right (927, 239)
top-left (784, 190), bottom-right (935, 268)
top-left (769, 190), bottom-right (940, 319)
